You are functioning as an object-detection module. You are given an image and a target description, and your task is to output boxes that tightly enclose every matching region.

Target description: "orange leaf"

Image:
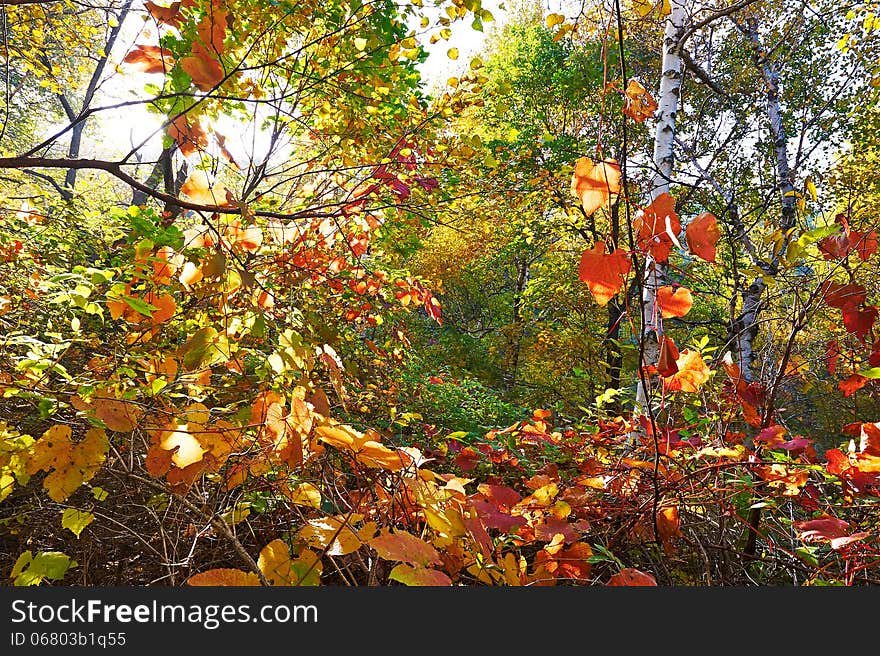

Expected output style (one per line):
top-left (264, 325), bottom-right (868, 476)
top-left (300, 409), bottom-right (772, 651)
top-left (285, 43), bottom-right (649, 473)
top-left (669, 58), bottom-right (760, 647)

top-left (634, 192), bottom-right (680, 262)
top-left (180, 170), bottom-right (231, 206)
top-left (686, 212), bottom-right (720, 262)
top-left (122, 45), bottom-right (175, 74)
top-left (167, 115), bottom-right (209, 157)
top-left (578, 242), bottom-right (631, 306)
top-left (144, 1), bottom-right (183, 27)
top-left (656, 285), bottom-right (693, 318)
top-left (144, 292), bottom-right (176, 325)
top-left (662, 349), bottom-right (710, 393)
top-left (839, 374), bottom-right (869, 397)
top-left (623, 78), bottom-right (658, 123)
top-left (607, 568), bottom-right (657, 586)
top-left (181, 43), bottom-right (224, 91)
top-left (197, 9), bottom-right (228, 53)
top-left (94, 397), bottom-right (143, 432)
top-left (369, 529), bottom-right (441, 567)
top-left (187, 568), bottom-right (261, 586)
top-left (570, 158), bottom-right (621, 215)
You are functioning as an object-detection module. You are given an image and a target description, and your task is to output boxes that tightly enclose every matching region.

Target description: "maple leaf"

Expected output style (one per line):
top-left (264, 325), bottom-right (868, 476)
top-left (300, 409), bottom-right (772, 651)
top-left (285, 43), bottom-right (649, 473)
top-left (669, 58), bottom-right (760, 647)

top-left (570, 158), bottom-right (621, 215)
top-left (656, 285), bottom-right (693, 318)
top-left (634, 192), bottom-right (681, 262)
top-left (578, 242), bottom-right (631, 306)
top-left (181, 43), bottom-right (224, 91)
top-left (121, 45), bottom-right (175, 74)
top-left (623, 78), bottom-right (658, 123)
top-left (607, 568), bottom-right (657, 586)
top-left (686, 212), bottom-right (720, 262)
top-left (662, 349), bottom-right (710, 393)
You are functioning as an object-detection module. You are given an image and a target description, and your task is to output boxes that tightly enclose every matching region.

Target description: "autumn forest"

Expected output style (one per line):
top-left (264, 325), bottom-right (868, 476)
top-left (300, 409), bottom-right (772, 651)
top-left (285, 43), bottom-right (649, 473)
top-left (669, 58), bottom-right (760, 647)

top-left (1, 0), bottom-right (880, 587)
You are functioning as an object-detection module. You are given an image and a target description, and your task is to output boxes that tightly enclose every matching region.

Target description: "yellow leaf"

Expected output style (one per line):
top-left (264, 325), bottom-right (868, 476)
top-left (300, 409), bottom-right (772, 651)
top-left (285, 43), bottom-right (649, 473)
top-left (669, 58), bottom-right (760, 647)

top-left (447, 47), bottom-right (459, 60)
top-left (285, 482), bottom-right (322, 508)
top-left (298, 515), bottom-right (364, 555)
top-left (805, 175), bottom-right (817, 201)
top-left (546, 13), bottom-right (565, 28)
top-left (258, 539), bottom-right (295, 585)
top-left (28, 427), bottom-right (108, 502)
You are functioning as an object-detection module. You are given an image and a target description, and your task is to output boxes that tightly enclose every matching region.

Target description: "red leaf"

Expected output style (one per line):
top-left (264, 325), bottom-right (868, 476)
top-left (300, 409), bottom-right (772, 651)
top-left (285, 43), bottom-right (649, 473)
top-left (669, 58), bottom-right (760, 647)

top-left (850, 229), bottom-right (878, 261)
top-left (820, 281), bottom-right (865, 309)
top-left (859, 422), bottom-right (880, 457)
top-left (685, 212), bottom-right (720, 262)
top-left (825, 340), bottom-right (840, 376)
top-left (839, 374), bottom-right (868, 397)
top-left (656, 285), bottom-right (693, 318)
top-left (578, 242), bottom-right (631, 306)
top-left (122, 45), bottom-right (175, 74)
top-left (842, 305), bottom-right (878, 341)
top-left (570, 158), bottom-right (621, 216)
top-left (754, 425), bottom-right (786, 447)
top-left (657, 336), bottom-right (679, 377)
top-left (607, 568), bottom-right (657, 586)
top-left (794, 515), bottom-right (868, 550)
top-left (470, 500), bottom-right (524, 531)
top-left (634, 193), bottom-right (681, 262)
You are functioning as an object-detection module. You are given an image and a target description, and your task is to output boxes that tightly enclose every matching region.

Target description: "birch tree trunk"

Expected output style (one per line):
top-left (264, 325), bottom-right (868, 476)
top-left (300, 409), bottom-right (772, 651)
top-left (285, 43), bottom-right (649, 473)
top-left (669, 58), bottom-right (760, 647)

top-left (732, 15), bottom-right (798, 382)
top-left (635, 0), bottom-right (687, 412)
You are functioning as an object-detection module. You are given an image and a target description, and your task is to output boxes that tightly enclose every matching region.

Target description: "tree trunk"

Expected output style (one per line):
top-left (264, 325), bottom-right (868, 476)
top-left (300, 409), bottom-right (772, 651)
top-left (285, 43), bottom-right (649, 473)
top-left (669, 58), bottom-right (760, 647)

top-left (62, 0), bottom-right (132, 191)
top-left (732, 16), bottom-right (798, 382)
top-left (635, 0), bottom-right (687, 411)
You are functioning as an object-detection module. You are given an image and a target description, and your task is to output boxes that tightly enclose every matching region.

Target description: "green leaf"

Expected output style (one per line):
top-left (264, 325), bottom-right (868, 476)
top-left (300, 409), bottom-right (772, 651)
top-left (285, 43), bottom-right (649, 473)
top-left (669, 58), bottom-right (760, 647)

top-left (862, 367), bottom-right (880, 379)
top-left (61, 508), bottom-right (94, 538)
top-left (12, 550), bottom-right (77, 586)
top-left (91, 487), bottom-right (109, 501)
top-left (123, 295), bottom-right (159, 317)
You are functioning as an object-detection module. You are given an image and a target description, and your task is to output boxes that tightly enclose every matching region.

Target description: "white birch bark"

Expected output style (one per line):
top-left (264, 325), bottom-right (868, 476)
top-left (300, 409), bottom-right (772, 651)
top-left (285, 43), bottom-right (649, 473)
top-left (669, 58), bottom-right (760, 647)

top-left (635, 0), bottom-right (688, 412)
top-left (732, 16), bottom-right (797, 381)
